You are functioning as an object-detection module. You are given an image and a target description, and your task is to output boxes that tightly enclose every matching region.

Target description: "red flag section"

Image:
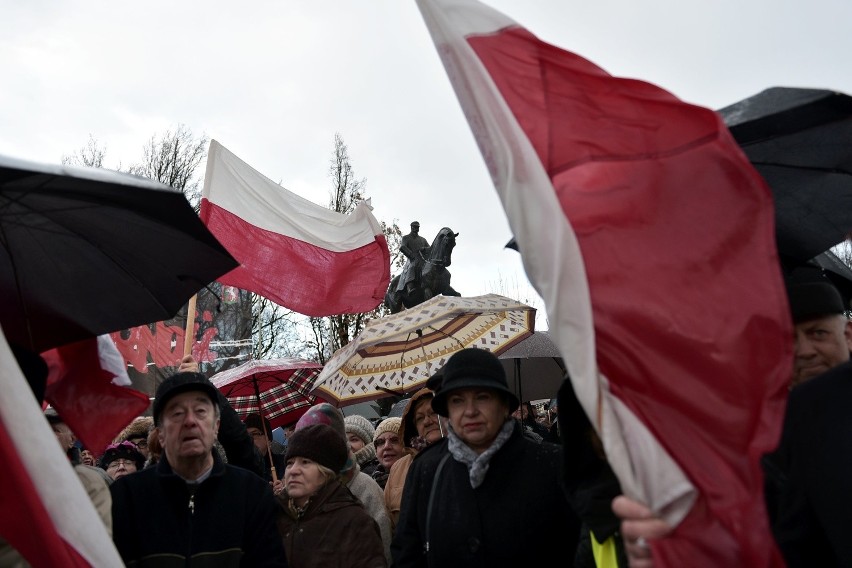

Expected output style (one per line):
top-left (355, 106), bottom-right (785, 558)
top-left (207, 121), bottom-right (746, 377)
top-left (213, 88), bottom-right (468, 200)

top-left (199, 140), bottom-right (391, 317)
top-left (417, 1), bottom-right (792, 565)
top-left (0, 330), bottom-right (123, 566)
top-left (42, 336), bottom-right (150, 453)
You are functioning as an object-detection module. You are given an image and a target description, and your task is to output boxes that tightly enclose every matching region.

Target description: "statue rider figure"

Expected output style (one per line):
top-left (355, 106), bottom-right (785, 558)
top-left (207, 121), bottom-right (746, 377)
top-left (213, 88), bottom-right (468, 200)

top-left (397, 221), bottom-right (429, 295)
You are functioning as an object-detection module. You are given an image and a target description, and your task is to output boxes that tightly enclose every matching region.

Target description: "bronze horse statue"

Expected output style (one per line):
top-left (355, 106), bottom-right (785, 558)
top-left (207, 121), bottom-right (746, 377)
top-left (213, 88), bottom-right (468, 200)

top-left (385, 227), bottom-right (460, 313)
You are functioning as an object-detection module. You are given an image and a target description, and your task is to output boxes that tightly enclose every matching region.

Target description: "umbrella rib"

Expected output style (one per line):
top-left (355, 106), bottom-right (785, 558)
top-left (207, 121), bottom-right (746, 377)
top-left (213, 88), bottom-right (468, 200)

top-left (423, 325), bottom-right (466, 348)
top-left (750, 161), bottom-right (852, 176)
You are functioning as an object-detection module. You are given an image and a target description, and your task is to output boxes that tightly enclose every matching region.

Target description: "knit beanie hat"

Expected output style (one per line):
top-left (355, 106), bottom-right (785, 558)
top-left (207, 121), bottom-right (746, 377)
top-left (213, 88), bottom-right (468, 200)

top-left (285, 424), bottom-right (348, 473)
top-left (344, 415), bottom-right (376, 445)
top-left (295, 403), bottom-right (354, 473)
top-left (373, 417), bottom-right (402, 442)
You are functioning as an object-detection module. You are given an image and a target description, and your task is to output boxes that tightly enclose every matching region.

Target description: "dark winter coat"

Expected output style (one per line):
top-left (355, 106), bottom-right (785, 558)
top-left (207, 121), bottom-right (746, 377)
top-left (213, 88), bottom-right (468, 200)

top-left (110, 451), bottom-right (286, 567)
top-left (557, 376), bottom-right (628, 568)
top-left (277, 479), bottom-right (387, 568)
top-left (390, 422), bottom-right (581, 567)
top-left (767, 361), bottom-right (852, 567)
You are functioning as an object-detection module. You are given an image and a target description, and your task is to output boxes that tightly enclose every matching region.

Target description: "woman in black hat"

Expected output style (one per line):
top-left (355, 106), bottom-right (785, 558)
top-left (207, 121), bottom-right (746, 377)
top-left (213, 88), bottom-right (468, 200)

top-left (99, 440), bottom-right (146, 482)
top-left (391, 348), bottom-right (581, 567)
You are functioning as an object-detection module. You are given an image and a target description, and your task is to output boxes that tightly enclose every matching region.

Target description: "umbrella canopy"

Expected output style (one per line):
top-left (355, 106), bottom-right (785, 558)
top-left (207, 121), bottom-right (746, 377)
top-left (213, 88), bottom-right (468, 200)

top-left (718, 87), bottom-right (852, 264)
top-left (498, 330), bottom-right (566, 403)
top-left (311, 293), bottom-right (536, 406)
top-left (387, 397), bottom-right (412, 418)
top-left (0, 154), bottom-right (238, 353)
top-left (209, 357), bottom-right (323, 429)
top-left (811, 249), bottom-right (852, 305)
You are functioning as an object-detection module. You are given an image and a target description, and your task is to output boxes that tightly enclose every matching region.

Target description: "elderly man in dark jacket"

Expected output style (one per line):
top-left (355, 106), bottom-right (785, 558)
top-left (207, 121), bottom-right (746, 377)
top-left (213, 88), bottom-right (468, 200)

top-left (110, 372), bottom-right (287, 567)
top-left (391, 348), bottom-right (580, 567)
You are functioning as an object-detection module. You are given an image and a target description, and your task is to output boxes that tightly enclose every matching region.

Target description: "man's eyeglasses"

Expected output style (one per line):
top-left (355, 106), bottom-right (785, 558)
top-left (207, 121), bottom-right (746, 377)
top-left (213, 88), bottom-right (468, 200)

top-left (375, 436), bottom-right (401, 448)
top-left (128, 438), bottom-right (148, 449)
top-left (107, 459), bottom-right (137, 470)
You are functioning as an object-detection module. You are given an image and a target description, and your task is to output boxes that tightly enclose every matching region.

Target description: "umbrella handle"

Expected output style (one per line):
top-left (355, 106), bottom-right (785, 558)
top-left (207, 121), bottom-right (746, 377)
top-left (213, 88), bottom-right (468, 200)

top-left (183, 294), bottom-right (198, 357)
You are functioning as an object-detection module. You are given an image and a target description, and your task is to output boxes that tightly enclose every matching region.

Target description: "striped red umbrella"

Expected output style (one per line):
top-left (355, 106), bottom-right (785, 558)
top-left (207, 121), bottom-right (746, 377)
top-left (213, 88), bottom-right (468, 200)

top-left (210, 357), bottom-right (322, 429)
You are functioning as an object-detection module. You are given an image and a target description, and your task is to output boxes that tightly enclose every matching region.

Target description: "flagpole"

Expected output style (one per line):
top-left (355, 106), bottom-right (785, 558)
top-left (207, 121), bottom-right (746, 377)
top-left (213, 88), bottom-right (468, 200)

top-left (183, 294), bottom-right (197, 357)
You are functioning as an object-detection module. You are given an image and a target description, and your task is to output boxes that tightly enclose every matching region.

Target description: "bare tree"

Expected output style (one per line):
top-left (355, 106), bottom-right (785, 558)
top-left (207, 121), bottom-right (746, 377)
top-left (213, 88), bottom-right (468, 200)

top-left (62, 135), bottom-right (107, 168)
top-left (833, 239), bottom-right (852, 267)
top-left (127, 125), bottom-right (208, 209)
top-left (250, 294), bottom-right (309, 359)
top-left (305, 134), bottom-right (402, 364)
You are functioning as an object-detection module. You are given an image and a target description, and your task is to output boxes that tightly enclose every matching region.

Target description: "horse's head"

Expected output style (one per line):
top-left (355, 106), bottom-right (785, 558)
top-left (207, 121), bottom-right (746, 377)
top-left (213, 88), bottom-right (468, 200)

top-left (426, 227), bottom-right (458, 267)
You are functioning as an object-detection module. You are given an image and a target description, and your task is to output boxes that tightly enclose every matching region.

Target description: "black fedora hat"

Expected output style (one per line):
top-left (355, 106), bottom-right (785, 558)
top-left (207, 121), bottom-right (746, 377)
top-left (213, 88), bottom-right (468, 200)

top-left (431, 348), bottom-right (519, 416)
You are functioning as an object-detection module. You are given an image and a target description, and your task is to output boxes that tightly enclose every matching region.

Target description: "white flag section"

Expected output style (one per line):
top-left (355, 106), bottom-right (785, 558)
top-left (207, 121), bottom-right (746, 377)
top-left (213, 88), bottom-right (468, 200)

top-left (0, 327), bottom-right (122, 567)
top-left (200, 140), bottom-right (390, 317)
top-left (416, 0), bottom-right (695, 526)
top-left (98, 334), bottom-right (132, 386)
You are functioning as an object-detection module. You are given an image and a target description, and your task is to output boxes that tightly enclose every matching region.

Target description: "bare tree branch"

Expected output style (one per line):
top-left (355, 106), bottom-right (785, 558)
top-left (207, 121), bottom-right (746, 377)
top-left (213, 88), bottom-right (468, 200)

top-left (62, 135), bottom-right (106, 168)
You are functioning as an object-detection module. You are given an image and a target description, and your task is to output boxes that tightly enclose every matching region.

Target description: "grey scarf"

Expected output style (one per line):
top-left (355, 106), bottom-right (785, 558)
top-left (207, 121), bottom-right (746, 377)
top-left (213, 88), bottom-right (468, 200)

top-left (447, 419), bottom-right (514, 488)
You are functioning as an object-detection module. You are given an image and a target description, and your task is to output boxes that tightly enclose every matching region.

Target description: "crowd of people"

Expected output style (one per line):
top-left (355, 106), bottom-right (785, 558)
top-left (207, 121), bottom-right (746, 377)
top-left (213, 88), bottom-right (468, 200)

top-left (3, 271), bottom-right (849, 567)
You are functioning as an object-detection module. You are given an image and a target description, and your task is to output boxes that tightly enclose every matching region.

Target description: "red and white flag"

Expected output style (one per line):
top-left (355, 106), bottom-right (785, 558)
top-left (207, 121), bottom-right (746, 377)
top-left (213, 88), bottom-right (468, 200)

top-left (0, 328), bottom-right (123, 566)
top-left (42, 334), bottom-right (151, 454)
top-left (199, 140), bottom-right (390, 316)
top-left (417, 1), bottom-right (791, 565)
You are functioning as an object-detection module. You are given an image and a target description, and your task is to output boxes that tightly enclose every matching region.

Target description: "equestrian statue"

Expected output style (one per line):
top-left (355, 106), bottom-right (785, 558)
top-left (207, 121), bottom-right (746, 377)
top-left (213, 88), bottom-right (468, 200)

top-left (384, 225), bottom-right (460, 313)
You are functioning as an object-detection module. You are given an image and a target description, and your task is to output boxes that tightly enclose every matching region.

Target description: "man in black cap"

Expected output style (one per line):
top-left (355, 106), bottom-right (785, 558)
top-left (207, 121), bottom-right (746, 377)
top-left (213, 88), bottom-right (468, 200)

top-left (763, 278), bottom-right (852, 566)
top-left (109, 372), bottom-right (287, 567)
top-left (787, 279), bottom-right (851, 387)
top-left (245, 412), bottom-right (286, 484)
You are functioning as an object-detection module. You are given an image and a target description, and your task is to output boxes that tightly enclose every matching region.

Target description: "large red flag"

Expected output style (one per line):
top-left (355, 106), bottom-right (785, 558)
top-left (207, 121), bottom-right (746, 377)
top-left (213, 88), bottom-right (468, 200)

top-left (0, 328), bottom-right (123, 566)
top-left (199, 140), bottom-right (391, 317)
top-left (417, 1), bottom-right (791, 566)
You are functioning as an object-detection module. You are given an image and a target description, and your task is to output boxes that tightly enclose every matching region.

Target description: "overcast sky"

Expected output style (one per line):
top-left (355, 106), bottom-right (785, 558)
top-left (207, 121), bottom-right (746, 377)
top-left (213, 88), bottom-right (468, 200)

top-left (2, 0), bottom-right (850, 330)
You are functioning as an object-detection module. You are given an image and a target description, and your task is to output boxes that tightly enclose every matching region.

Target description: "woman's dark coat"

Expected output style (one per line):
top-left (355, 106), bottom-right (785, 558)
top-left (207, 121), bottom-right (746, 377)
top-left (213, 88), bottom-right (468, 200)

top-left (278, 479), bottom-right (387, 568)
top-left (390, 421), bottom-right (580, 567)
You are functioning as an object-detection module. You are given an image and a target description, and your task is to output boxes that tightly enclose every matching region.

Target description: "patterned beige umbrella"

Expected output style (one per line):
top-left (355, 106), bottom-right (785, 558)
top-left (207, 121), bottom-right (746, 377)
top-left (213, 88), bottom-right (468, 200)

top-left (311, 293), bottom-right (535, 406)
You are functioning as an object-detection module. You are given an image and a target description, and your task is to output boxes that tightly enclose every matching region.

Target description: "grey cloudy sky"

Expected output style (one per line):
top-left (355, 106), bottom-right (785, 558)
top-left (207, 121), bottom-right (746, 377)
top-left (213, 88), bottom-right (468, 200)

top-left (2, 0), bottom-right (850, 329)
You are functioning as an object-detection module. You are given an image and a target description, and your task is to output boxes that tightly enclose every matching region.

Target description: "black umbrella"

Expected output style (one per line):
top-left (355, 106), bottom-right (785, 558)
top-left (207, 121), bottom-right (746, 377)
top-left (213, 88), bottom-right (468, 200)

top-left (794, 249), bottom-right (852, 308)
top-left (718, 87), bottom-right (852, 264)
top-left (498, 330), bottom-right (566, 403)
top-left (0, 154), bottom-right (239, 352)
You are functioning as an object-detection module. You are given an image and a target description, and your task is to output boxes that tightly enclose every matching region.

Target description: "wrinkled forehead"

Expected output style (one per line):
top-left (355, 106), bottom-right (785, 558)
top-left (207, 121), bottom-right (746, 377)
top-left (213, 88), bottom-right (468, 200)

top-left (163, 391), bottom-right (215, 412)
